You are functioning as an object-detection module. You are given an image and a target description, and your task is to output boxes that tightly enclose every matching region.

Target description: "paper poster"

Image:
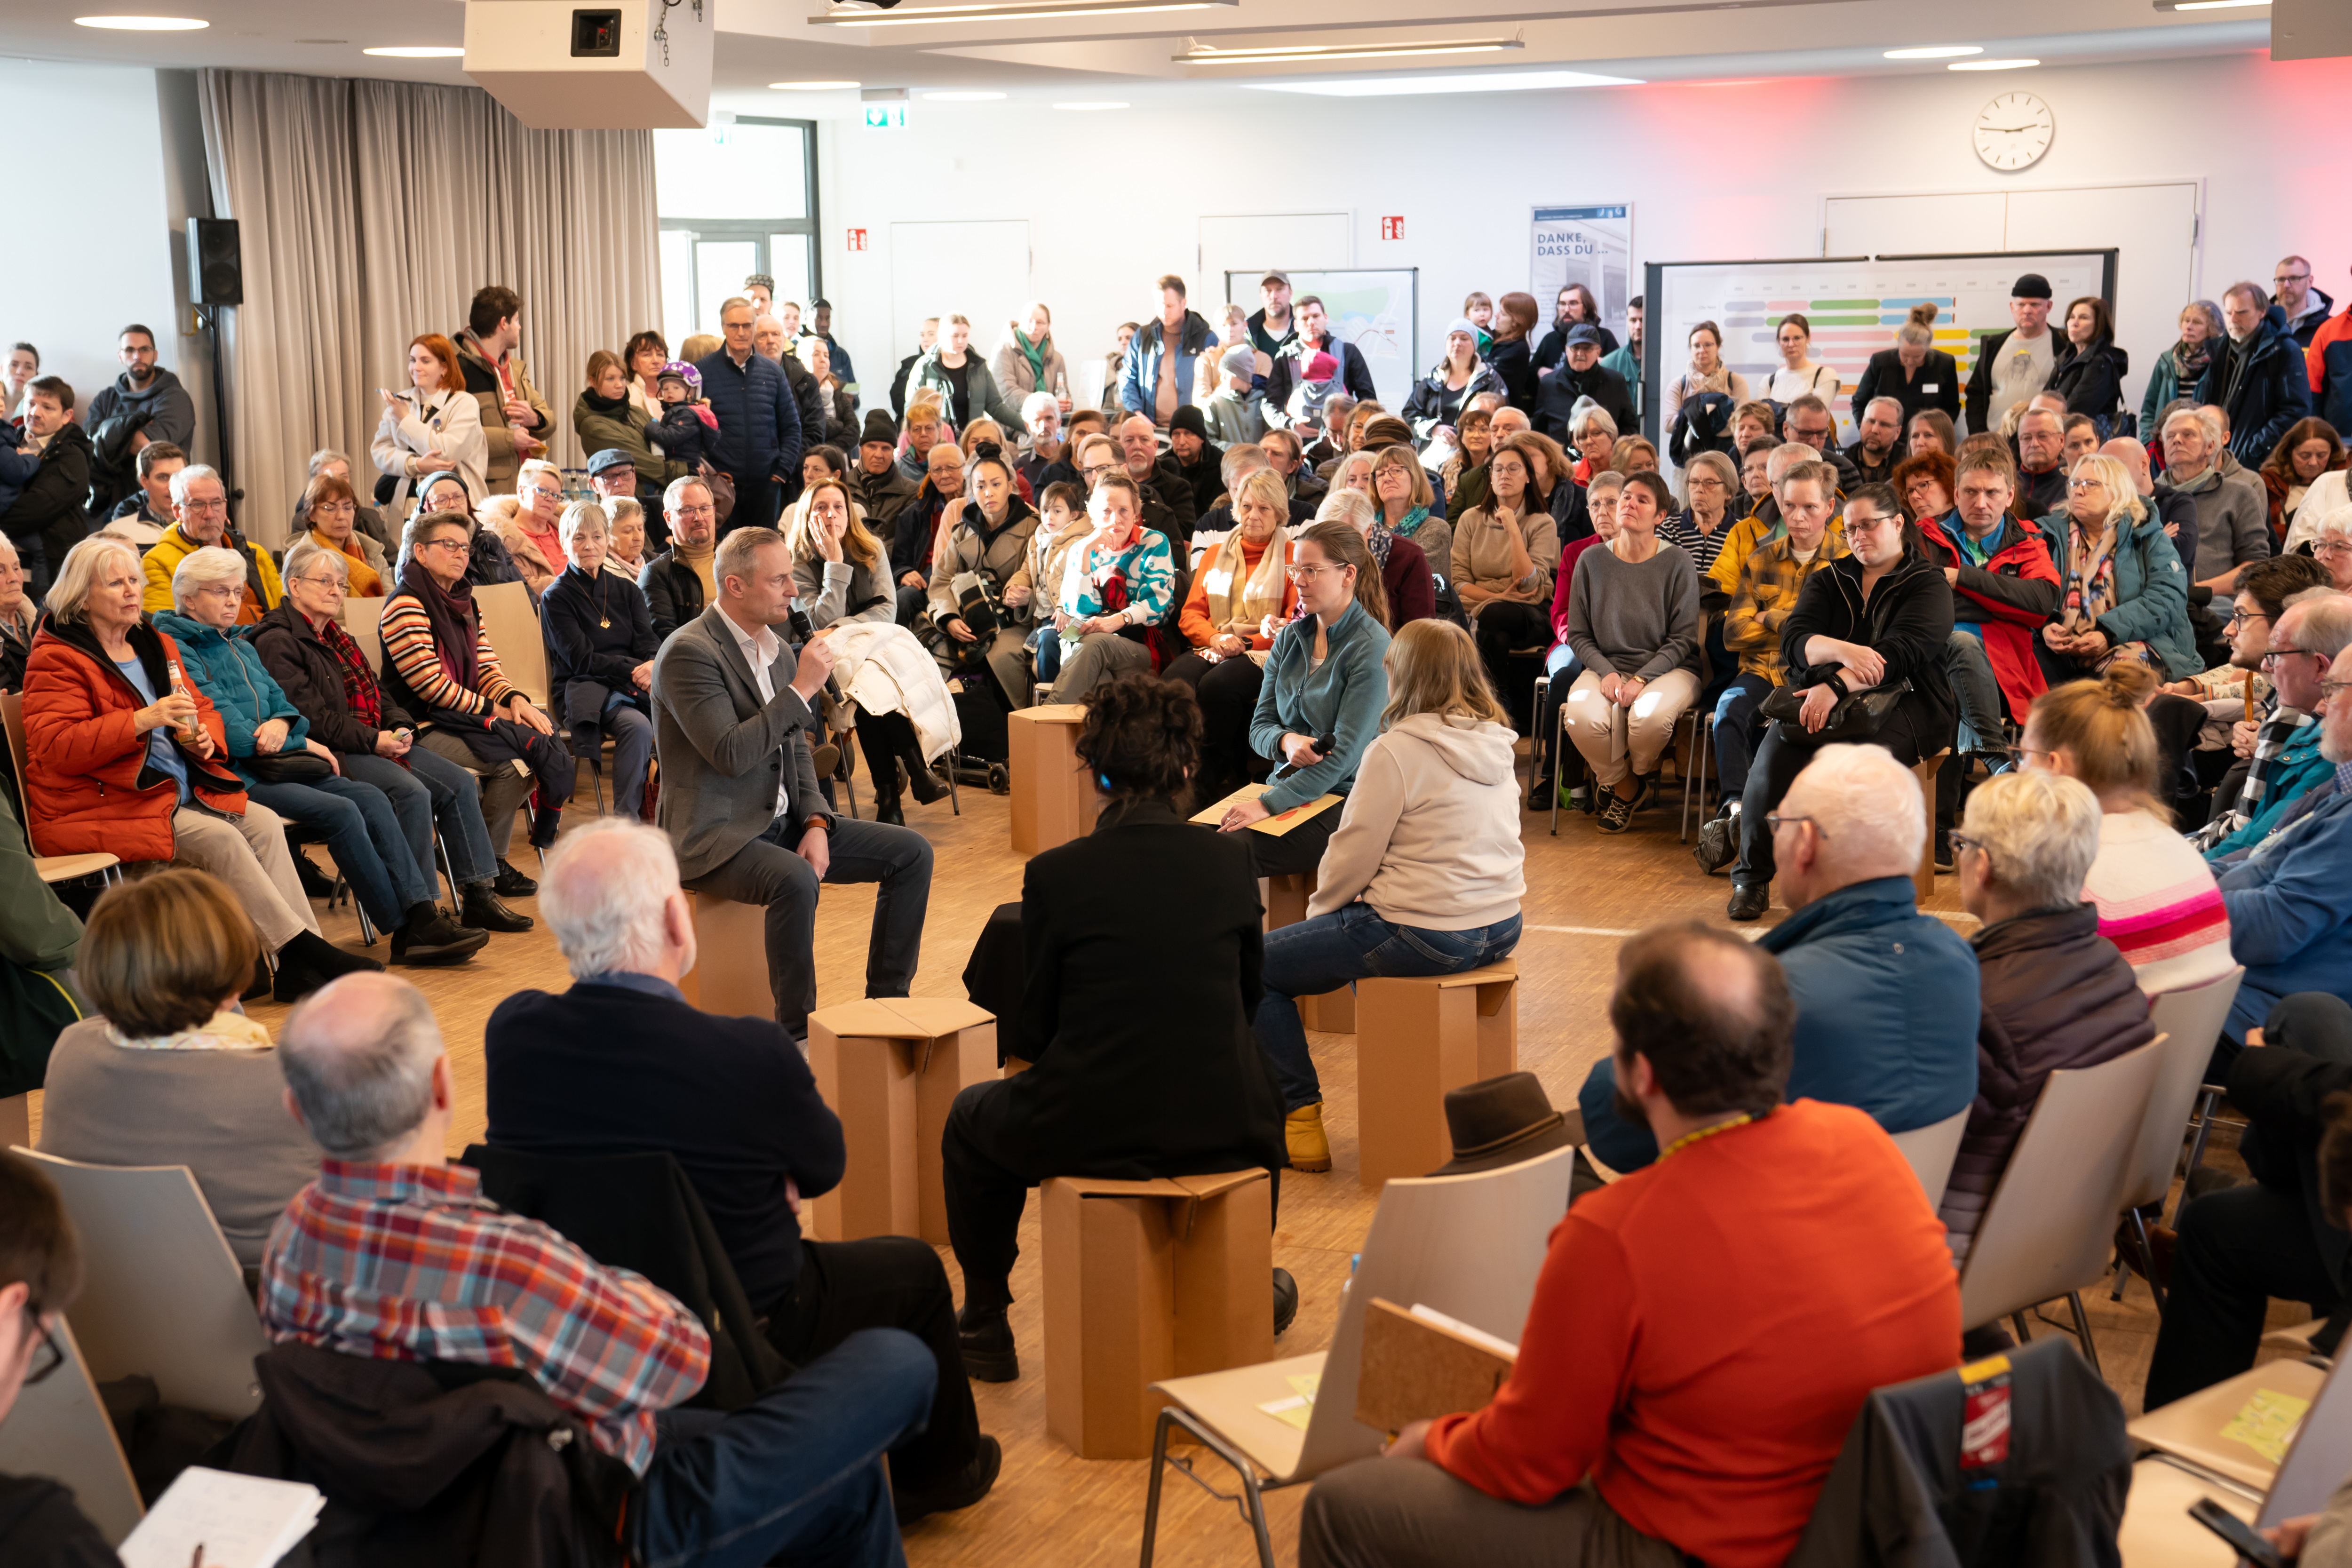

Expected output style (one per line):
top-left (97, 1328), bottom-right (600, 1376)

top-left (1531, 205), bottom-right (1635, 346)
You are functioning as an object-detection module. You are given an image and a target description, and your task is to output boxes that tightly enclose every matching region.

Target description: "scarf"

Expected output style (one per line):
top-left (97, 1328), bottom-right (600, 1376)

top-left (1390, 504), bottom-right (1431, 540)
top-left (1013, 326), bottom-right (1047, 388)
top-left (1681, 362), bottom-right (1733, 398)
top-left (2062, 516), bottom-right (2123, 632)
top-left (2165, 464), bottom-right (2222, 496)
top-left (396, 556), bottom-right (481, 694)
top-left (1365, 515), bottom-right (1396, 569)
top-left (1200, 530), bottom-right (1290, 635)
top-left (110, 1007), bottom-right (272, 1052)
top-left (310, 610), bottom-right (384, 731)
top-left (308, 529), bottom-right (382, 597)
top-left (580, 384), bottom-right (635, 421)
top-left (2174, 338), bottom-right (2212, 389)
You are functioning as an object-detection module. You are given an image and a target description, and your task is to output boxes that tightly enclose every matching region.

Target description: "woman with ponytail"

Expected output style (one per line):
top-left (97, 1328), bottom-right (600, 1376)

top-left (939, 673), bottom-right (1291, 1377)
top-left (2019, 661), bottom-right (2233, 997)
top-left (1851, 303), bottom-right (1962, 435)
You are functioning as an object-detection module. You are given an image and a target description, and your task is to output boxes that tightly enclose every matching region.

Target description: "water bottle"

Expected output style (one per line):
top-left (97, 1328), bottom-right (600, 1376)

top-left (165, 657), bottom-right (201, 742)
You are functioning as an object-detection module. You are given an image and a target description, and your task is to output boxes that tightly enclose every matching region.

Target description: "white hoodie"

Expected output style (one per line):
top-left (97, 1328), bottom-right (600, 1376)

top-left (1307, 711), bottom-right (1526, 931)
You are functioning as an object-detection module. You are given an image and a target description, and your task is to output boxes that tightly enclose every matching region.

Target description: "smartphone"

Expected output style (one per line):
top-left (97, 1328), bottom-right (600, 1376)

top-left (2189, 1498), bottom-right (2282, 1568)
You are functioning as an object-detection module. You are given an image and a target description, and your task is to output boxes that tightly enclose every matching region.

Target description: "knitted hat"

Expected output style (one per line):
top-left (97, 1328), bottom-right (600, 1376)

top-left (1221, 342), bottom-right (1256, 376)
top-left (859, 408), bottom-right (898, 447)
top-left (1447, 316), bottom-right (1480, 341)
top-left (1168, 405), bottom-right (1210, 442)
top-left (1303, 350), bottom-right (1338, 383)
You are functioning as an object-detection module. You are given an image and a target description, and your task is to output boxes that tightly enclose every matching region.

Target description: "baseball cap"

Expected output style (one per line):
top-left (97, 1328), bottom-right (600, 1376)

top-left (586, 448), bottom-right (635, 476)
top-left (1261, 271), bottom-right (1291, 290)
top-left (1565, 324), bottom-right (1605, 346)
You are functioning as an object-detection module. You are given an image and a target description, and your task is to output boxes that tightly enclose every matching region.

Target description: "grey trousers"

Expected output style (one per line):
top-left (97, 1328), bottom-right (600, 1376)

top-left (1300, 1463), bottom-right (1685, 1568)
top-left (419, 728), bottom-right (536, 860)
top-left (169, 803), bottom-right (318, 953)
top-left (1050, 631), bottom-right (1152, 702)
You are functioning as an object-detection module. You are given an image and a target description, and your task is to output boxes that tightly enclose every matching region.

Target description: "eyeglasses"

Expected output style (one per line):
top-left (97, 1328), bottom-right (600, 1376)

top-left (180, 496), bottom-right (227, 513)
top-left (2006, 744), bottom-right (2054, 766)
top-left (2263, 647), bottom-right (2322, 669)
top-left (2225, 609), bottom-right (2271, 629)
top-left (1763, 812), bottom-right (1822, 836)
top-left (2322, 680), bottom-right (2352, 703)
top-left (671, 504), bottom-right (716, 519)
top-left (2315, 541), bottom-right (2352, 558)
top-left (420, 538), bottom-right (472, 556)
top-left (1688, 477), bottom-right (1725, 491)
top-left (21, 1311), bottom-right (62, 1388)
top-left (2066, 478), bottom-right (2108, 492)
top-left (1285, 563), bottom-right (1337, 581)
top-left (2276, 272), bottom-right (2312, 286)
top-left (293, 573), bottom-right (344, 592)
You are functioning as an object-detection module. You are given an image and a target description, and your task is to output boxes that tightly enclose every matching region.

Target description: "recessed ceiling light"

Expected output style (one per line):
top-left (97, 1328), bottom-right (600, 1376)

top-left (74, 15), bottom-right (208, 28)
top-left (1883, 45), bottom-right (1982, 59)
top-left (1948, 57), bottom-right (2040, 70)
top-left (922, 90), bottom-right (1007, 100)
top-left (815, 0), bottom-right (1223, 23)
top-left (1053, 100), bottom-right (1128, 110)
top-left (2159, 0), bottom-right (2268, 8)
top-left (296, 39), bottom-right (349, 45)
top-left (1182, 36), bottom-right (1524, 64)
top-left (771, 80), bottom-right (861, 89)
top-left (364, 45), bottom-right (466, 57)
top-left (1250, 69), bottom-right (1640, 97)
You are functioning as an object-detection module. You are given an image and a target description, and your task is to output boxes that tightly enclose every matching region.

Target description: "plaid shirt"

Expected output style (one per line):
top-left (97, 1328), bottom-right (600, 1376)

top-left (312, 612), bottom-right (385, 732)
top-left (2193, 703), bottom-right (2316, 852)
top-left (261, 1162), bottom-right (710, 1475)
top-left (1721, 534), bottom-right (1848, 685)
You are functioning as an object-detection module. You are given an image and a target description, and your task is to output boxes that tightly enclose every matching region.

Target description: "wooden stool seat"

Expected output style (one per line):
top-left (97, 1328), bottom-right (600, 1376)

top-left (1009, 704), bottom-right (1095, 856)
top-left (807, 998), bottom-right (997, 1245)
top-left (34, 852), bottom-right (119, 885)
top-left (1912, 750), bottom-right (1951, 901)
top-left (1042, 1168), bottom-right (1274, 1459)
top-left (1357, 961), bottom-right (1520, 1188)
top-left (675, 891), bottom-right (773, 1021)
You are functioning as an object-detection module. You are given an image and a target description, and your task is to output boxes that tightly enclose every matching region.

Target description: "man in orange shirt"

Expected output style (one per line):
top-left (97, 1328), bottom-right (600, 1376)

top-left (1299, 924), bottom-right (1961, 1568)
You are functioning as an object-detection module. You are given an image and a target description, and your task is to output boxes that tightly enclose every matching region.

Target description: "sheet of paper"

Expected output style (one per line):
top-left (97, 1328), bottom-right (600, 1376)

top-left (1188, 781), bottom-right (1343, 835)
top-left (2221, 1388), bottom-right (2311, 1465)
top-left (118, 1467), bottom-right (325, 1568)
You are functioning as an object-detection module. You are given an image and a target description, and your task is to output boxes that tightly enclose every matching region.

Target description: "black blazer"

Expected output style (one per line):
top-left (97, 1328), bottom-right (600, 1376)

top-left (1000, 798), bottom-right (1286, 1178)
top-left (639, 549), bottom-right (707, 643)
top-left (1851, 348), bottom-right (1962, 430)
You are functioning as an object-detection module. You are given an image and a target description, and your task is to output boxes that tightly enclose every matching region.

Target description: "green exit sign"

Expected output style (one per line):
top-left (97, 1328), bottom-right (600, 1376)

top-left (864, 104), bottom-right (906, 129)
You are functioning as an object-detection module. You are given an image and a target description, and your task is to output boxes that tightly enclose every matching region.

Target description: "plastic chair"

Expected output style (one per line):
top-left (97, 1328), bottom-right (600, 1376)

top-left (10, 1147), bottom-right (270, 1422)
top-left (1888, 1105), bottom-right (1970, 1211)
top-left (1138, 1143), bottom-right (1576, 1568)
top-left (2125, 1339), bottom-right (2352, 1535)
top-left (2112, 968), bottom-right (2246, 1312)
top-left (1955, 1036), bottom-right (2165, 1378)
top-left (339, 594), bottom-right (387, 675)
top-left (473, 580), bottom-right (549, 709)
top-left (0, 1316), bottom-right (144, 1544)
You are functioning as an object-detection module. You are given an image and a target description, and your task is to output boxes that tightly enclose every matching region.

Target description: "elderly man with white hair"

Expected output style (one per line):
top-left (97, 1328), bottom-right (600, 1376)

top-left (1578, 744), bottom-right (1979, 1176)
top-left (139, 462), bottom-right (283, 620)
top-left (153, 547), bottom-right (484, 967)
top-left (482, 818), bottom-right (1001, 1522)
top-left (266, 970), bottom-right (940, 1565)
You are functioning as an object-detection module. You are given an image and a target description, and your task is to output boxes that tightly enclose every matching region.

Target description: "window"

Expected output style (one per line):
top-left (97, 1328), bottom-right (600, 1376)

top-left (653, 118), bottom-right (820, 352)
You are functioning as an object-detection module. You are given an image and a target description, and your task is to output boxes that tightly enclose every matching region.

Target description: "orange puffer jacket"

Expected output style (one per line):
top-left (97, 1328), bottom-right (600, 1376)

top-left (21, 615), bottom-right (247, 861)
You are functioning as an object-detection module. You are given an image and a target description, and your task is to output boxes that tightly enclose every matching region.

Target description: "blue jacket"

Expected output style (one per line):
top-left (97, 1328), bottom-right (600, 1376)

top-left (693, 347), bottom-right (803, 484)
top-left (1757, 876), bottom-right (1980, 1134)
top-left (2198, 303), bottom-right (2313, 464)
top-left (1118, 310), bottom-right (1218, 419)
top-left (2037, 501), bottom-right (2201, 682)
top-left (150, 610), bottom-right (310, 787)
top-left (2219, 777), bottom-right (2352, 1038)
top-left (1248, 600), bottom-right (1391, 814)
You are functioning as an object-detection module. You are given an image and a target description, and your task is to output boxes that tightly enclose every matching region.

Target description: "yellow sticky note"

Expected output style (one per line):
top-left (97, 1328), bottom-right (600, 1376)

top-left (1257, 1395), bottom-right (1313, 1431)
top-left (1288, 1374), bottom-right (1321, 1402)
top-left (2221, 1388), bottom-right (2311, 1465)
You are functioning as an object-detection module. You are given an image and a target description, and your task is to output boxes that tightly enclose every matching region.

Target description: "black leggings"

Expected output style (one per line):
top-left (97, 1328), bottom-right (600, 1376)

top-left (1473, 603), bottom-right (1551, 729)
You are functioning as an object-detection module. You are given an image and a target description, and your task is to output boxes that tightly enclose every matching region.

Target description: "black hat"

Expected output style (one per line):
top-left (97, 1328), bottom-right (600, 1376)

top-left (1565, 323), bottom-right (1604, 347)
top-left (1426, 1072), bottom-right (1579, 1177)
top-left (2011, 273), bottom-right (2052, 300)
top-left (859, 408), bottom-right (898, 447)
top-left (585, 447), bottom-right (635, 476)
top-left (1168, 405), bottom-right (1210, 442)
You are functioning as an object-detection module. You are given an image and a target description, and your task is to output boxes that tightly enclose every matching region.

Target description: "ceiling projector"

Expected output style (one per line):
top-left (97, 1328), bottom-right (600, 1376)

top-left (464, 1), bottom-right (715, 128)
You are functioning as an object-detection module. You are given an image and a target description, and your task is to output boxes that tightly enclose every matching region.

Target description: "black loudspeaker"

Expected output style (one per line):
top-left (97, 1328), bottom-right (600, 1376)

top-left (187, 217), bottom-right (242, 308)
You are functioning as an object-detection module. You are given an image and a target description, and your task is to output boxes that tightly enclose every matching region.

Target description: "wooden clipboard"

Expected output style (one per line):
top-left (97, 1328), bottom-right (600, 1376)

top-left (1353, 1297), bottom-right (1517, 1436)
top-left (1188, 782), bottom-right (1343, 837)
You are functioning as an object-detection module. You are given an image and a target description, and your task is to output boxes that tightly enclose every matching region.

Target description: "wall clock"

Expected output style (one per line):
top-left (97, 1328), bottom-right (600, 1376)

top-left (1973, 91), bottom-right (2054, 172)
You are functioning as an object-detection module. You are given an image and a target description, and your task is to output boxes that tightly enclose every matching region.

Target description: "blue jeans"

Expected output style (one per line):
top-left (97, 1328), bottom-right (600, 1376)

top-left (248, 772), bottom-right (435, 930)
top-left (1027, 625), bottom-right (1062, 683)
top-left (340, 746), bottom-right (494, 892)
top-left (1947, 629), bottom-right (2007, 754)
top-left (1255, 904), bottom-right (1523, 1113)
top-left (1536, 645), bottom-right (1580, 784)
top-left (636, 1327), bottom-right (933, 1568)
top-left (1710, 672), bottom-right (1776, 799)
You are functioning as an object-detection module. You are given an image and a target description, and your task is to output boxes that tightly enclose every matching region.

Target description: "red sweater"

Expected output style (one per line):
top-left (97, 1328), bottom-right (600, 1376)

top-left (1425, 1100), bottom-right (1960, 1568)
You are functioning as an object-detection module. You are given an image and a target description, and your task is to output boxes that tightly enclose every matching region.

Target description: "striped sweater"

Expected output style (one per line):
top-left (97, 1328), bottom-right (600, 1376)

top-left (379, 592), bottom-right (516, 718)
top-left (2084, 809), bottom-right (2234, 996)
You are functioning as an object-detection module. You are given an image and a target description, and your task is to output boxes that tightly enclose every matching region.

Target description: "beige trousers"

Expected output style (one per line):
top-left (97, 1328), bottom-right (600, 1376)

top-left (1564, 667), bottom-right (1700, 789)
top-left (170, 803), bottom-right (318, 953)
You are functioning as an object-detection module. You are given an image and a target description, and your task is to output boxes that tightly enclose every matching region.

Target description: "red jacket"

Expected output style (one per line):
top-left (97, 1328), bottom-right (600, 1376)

top-left (22, 616), bottom-right (246, 861)
top-left (1911, 510), bottom-right (2061, 722)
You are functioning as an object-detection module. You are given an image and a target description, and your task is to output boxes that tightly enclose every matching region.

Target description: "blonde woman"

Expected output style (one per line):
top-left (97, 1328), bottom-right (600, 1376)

top-left (991, 301), bottom-right (1071, 413)
top-left (2039, 452), bottom-right (2199, 682)
top-left (1252, 618), bottom-right (1524, 1168)
top-left (1168, 468), bottom-right (1301, 796)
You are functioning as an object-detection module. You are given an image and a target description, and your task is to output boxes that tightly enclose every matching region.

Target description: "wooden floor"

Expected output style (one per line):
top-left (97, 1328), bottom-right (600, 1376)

top-left (22, 751), bottom-right (2282, 1568)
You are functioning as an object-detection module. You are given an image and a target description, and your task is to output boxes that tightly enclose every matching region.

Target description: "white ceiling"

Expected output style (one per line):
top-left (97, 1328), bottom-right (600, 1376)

top-left (0, 0), bottom-right (2290, 107)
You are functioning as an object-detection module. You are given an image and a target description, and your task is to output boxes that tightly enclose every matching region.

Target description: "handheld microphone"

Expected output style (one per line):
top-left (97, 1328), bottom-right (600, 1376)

top-left (786, 599), bottom-right (848, 705)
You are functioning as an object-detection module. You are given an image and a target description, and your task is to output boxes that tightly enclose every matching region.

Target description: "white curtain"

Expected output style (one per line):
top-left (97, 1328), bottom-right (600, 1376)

top-left (201, 70), bottom-right (660, 547)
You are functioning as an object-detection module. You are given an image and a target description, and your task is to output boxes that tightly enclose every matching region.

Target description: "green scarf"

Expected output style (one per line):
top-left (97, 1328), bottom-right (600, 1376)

top-left (1014, 326), bottom-right (1047, 388)
top-left (1391, 504), bottom-right (1431, 539)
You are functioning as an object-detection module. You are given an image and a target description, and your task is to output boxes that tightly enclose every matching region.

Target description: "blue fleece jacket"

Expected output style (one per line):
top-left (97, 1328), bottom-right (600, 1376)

top-left (2220, 771), bottom-right (2352, 1038)
top-left (1248, 600), bottom-right (1391, 814)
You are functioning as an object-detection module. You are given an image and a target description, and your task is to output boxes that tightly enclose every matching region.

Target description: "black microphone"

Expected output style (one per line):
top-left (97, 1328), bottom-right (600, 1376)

top-left (785, 601), bottom-right (848, 705)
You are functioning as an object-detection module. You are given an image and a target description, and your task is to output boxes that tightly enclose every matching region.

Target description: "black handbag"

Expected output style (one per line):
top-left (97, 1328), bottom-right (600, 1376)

top-left (241, 750), bottom-right (334, 785)
top-left (1759, 677), bottom-right (1912, 745)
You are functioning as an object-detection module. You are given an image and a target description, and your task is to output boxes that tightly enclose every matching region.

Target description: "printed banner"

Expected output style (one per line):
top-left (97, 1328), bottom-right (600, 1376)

top-left (1531, 205), bottom-right (1635, 346)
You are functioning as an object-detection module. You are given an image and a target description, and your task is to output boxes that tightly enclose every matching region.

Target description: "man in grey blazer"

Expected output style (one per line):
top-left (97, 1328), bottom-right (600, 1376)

top-left (652, 525), bottom-right (933, 1042)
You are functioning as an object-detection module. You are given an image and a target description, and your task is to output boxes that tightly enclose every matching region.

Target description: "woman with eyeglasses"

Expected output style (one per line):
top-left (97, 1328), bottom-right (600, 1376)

top-left (2016, 661), bottom-right (2233, 999)
top-left (285, 471), bottom-right (389, 597)
top-left (2038, 452), bottom-right (2199, 687)
top-left (1563, 472), bottom-right (1701, 836)
top-left (1047, 471), bottom-right (1173, 703)
top-left (2309, 511), bottom-right (2352, 595)
top-left (1725, 481), bottom-right (1955, 921)
top-left (2139, 301), bottom-right (2225, 445)
top-left (1166, 469), bottom-right (1299, 800)
top-left (1371, 443), bottom-right (1447, 580)
top-left (1894, 449), bottom-right (1957, 527)
top-left (542, 501), bottom-right (658, 822)
top-left (1760, 313), bottom-right (1842, 409)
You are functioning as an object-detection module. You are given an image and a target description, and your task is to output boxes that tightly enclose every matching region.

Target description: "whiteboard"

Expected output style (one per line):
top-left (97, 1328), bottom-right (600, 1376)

top-left (1823, 183), bottom-right (2200, 435)
top-left (888, 219), bottom-right (1031, 380)
top-left (1200, 213), bottom-right (1351, 311)
top-left (1229, 267), bottom-right (1418, 411)
top-left (1644, 249), bottom-right (2116, 451)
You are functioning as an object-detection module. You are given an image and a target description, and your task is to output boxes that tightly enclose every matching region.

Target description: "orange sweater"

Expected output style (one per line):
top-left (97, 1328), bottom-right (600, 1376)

top-left (1178, 533), bottom-right (1298, 649)
top-left (1425, 1100), bottom-right (1959, 1568)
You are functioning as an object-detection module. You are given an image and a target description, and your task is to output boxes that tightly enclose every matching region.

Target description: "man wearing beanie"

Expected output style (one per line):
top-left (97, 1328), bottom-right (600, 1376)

top-left (850, 408), bottom-right (919, 539)
top-left (1167, 404), bottom-right (1226, 519)
top-left (1964, 272), bottom-right (2056, 437)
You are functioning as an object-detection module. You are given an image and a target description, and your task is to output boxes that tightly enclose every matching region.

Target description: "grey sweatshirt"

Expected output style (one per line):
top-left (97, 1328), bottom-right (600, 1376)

top-left (1564, 543), bottom-right (1701, 681)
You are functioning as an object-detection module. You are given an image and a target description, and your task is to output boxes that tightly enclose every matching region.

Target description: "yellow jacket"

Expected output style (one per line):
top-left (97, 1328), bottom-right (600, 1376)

top-left (141, 520), bottom-right (285, 622)
top-left (1705, 508), bottom-right (1847, 599)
